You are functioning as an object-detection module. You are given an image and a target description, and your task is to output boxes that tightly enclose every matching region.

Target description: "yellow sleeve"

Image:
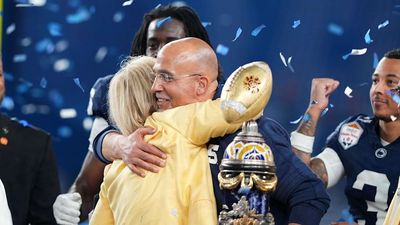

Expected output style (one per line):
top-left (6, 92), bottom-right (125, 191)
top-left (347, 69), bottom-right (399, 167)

top-left (89, 165), bottom-right (115, 225)
top-left (383, 180), bottom-right (400, 225)
top-left (148, 99), bottom-right (241, 145)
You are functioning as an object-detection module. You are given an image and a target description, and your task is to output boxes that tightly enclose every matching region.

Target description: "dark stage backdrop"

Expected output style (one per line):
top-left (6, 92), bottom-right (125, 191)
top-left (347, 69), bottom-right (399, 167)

top-left (3, 0), bottom-right (400, 222)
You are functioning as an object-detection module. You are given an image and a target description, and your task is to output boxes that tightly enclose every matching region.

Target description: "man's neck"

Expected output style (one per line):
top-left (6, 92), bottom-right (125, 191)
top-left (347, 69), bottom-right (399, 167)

top-left (379, 119), bottom-right (400, 143)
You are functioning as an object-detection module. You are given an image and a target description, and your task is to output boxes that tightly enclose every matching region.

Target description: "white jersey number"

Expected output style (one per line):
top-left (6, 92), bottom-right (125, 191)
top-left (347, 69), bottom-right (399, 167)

top-left (352, 170), bottom-right (390, 224)
top-left (208, 144), bottom-right (219, 165)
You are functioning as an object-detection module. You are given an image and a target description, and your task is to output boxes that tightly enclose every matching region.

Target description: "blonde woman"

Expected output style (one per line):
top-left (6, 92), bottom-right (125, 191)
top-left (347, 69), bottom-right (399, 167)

top-left (90, 56), bottom-right (272, 225)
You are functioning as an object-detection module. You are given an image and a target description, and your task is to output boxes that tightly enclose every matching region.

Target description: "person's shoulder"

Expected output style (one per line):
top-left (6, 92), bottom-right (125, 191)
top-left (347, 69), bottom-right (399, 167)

top-left (92, 74), bottom-right (114, 90)
top-left (1, 114), bottom-right (50, 141)
top-left (257, 116), bottom-right (290, 138)
top-left (336, 113), bottom-right (372, 129)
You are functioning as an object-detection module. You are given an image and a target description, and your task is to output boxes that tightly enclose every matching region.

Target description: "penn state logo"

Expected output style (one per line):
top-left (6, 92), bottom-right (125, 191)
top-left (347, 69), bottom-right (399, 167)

top-left (375, 148), bottom-right (387, 159)
top-left (338, 121), bottom-right (363, 150)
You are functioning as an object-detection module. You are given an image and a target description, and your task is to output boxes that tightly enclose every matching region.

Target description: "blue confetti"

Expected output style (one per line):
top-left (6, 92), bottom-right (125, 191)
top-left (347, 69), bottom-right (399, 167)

top-left (16, 81), bottom-right (32, 94)
top-left (58, 126), bottom-right (72, 138)
top-left (378, 20), bottom-right (389, 29)
top-left (35, 38), bottom-right (54, 53)
top-left (4, 72), bottom-right (14, 81)
top-left (156, 16), bottom-right (172, 28)
top-left (290, 115), bottom-right (303, 124)
top-left (1, 96), bottom-right (14, 111)
top-left (373, 52), bottom-right (379, 69)
top-left (339, 209), bottom-right (354, 224)
top-left (342, 53), bottom-right (351, 60)
top-left (73, 78), bottom-right (85, 92)
top-left (45, 3), bottom-right (60, 12)
top-left (18, 120), bottom-right (30, 127)
top-left (251, 24), bottom-right (266, 37)
top-left (287, 56), bottom-right (295, 73)
top-left (232, 27), bottom-right (242, 42)
top-left (303, 113), bottom-right (311, 123)
top-left (216, 44), bottom-right (229, 56)
top-left (364, 29), bottom-right (373, 44)
top-left (48, 22), bottom-right (62, 36)
top-left (48, 90), bottom-right (64, 108)
top-left (66, 7), bottom-right (91, 24)
top-left (68, 0), bottom-right (81, 8)
top-left (321, 107), bottom-right (329, 117)
top-left (113, 11), bottom-right (124, 23)
top-left (292, 20), bottom-right (301, 29)
top-left (40, 77), bottom-right (47, 88)
top-left (329, 103), bottom-right (334, 108)
top-left (13, 54), bottom-right (27, 63)
top-left (328, 23), bottom-right (344, 36)
top-left (201, 22), bottom-right (212, 28)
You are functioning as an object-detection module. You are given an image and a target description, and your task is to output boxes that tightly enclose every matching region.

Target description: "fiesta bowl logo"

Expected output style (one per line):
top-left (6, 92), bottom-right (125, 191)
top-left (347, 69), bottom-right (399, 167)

top-left (338, 121), bottom-right (363, 150)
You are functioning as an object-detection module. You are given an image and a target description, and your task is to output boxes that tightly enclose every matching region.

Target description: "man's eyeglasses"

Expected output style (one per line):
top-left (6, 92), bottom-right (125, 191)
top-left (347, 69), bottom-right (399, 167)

top-left (153, 72), bottom-right (202, 83)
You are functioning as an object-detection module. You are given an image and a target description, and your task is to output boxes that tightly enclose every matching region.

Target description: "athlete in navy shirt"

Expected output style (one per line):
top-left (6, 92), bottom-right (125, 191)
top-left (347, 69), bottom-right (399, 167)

top-left (291, 49), bottom-right (400, 225)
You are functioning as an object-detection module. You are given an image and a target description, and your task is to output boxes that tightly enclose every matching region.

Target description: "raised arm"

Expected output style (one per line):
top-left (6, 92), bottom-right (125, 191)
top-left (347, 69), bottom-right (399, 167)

top-left (291, 78), bottom-right (339, 186)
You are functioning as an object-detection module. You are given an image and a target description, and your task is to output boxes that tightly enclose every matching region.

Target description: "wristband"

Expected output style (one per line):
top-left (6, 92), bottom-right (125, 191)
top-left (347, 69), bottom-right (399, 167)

top-left (290, 131), bottom-right (315, 154)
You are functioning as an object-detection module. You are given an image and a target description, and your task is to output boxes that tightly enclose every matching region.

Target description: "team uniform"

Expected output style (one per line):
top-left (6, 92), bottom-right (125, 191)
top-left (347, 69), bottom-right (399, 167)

top-left (315, 114), bottom-right (400, 225)
top-left (87, 75), bottom-right (114, 152)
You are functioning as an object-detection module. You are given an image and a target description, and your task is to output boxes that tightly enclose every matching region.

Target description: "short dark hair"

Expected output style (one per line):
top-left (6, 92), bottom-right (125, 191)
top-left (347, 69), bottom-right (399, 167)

top-left (129, 5), bottom-right (212, 56)
top-left (384, 48), bottom-right (400, 59)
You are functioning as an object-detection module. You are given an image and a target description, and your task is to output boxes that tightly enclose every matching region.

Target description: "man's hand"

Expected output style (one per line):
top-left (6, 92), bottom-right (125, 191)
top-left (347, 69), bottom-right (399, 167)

top-left (53, 192), bottom-right (82, 225)
top-left (114, 127), bottom-right (167, 177)
top-left (309, 78), bottom-right (340, 113)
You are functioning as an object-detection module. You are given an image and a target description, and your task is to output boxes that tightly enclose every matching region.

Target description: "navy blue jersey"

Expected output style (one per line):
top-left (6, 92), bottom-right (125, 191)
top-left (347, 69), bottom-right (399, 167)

top-left (325, 114), bottom-right (400, 225)
top-left (87, 75), bottom-right (114, 122)
top-left (208, 116), bottom-right (330, 225)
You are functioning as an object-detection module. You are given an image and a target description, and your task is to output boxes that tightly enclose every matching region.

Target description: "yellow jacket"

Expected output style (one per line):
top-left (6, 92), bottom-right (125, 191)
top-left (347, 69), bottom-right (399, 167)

top-left (90, 99), bottom-right (241, 225)
top-left (383, 179), bottom-right (400, 225)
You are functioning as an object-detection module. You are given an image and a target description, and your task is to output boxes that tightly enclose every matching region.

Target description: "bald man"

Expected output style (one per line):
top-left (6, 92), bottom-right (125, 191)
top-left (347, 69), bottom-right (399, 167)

top-left (93, 38), bottom-right (330, 225)
top-left (90, 39), bottom-right (271, 225)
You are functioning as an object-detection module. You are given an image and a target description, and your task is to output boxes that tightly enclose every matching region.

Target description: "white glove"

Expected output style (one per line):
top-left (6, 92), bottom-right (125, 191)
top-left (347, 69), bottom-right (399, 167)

top-left (53, 192), bottom-right (82, 225)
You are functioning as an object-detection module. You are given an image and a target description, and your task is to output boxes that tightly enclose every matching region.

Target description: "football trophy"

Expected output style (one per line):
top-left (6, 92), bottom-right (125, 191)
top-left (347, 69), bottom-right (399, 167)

top-left (219, 61), bottom-right (277, 225)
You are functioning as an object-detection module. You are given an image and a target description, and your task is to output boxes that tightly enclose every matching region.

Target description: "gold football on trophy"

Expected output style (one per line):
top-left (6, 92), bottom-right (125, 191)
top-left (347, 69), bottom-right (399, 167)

top-left (220, 61), bottom-right (273, 123)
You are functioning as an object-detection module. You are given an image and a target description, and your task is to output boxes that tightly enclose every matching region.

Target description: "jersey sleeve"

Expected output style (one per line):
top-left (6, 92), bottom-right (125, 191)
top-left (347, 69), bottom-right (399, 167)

top-left (87, 75), bottom-right (114, 121)
top-left (257, 117), bottom-right (330, 225)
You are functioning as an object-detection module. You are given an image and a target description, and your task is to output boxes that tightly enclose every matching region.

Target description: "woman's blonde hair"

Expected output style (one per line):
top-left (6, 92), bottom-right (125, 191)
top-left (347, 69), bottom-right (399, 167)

top-left (108, 56), bottom-right (156, 135)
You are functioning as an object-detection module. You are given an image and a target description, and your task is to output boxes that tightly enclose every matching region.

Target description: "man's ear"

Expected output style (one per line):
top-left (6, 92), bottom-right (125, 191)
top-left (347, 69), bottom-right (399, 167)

top-left (196, 76), bottom-right (208, 95)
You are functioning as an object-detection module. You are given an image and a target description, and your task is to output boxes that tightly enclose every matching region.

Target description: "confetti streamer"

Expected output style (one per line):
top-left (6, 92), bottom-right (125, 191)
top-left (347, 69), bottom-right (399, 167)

top-left (48, 22), bottom-right (62, 36)
top-left (113, 12), bottom-right (124, 23)
top-left (13, 54), bottom-right (27, 63)
top-left (232, 27), bottom-right (242, 42)
top-left (373, 52), bottom-right (379, 69)
top-left (73, 78), bottom-right (85, 92)
top-left (328, 23), bottom-right (344, 36)
top-left (364, 29), bottom-right (373, 44)
top-left (201, 22), bottom-right (212, 27)
top-left (156, 16), bottom-right (172, 28)
top-left (292, 20), bottom-right (301, 29)
top-left (216, 44), bottom-right (229, 56)
top-left (66, 7), bottom-right (91, 24)
top-left (342, 48), bottom-right (367, 60)
top-left (60, 108), bottom-right (77, 119)
top-left (344, 86), bottom-right (353, 98)
top-left (54, 59), bottom-right (70, 72)
top-left (6, 24), bottom-right (16, 35)
top-left (122, 0), bottom-right (134, 6)
top-left (58, 126), bottom-right (72, 138)
top-left (378, 20), bottom-right (389, 29)
top-left (279, 52), bottom-right (287, 67)
top-left (95, 47), bottom-right (108, 62)
top-left (251, 24), bottom-right (266, 37)
top-left (40, 77), bottom-right (47, 88)
top-left (287, 56), bottom-right (295, 73)
top-left (290, 115), bottom-right (303, 124)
